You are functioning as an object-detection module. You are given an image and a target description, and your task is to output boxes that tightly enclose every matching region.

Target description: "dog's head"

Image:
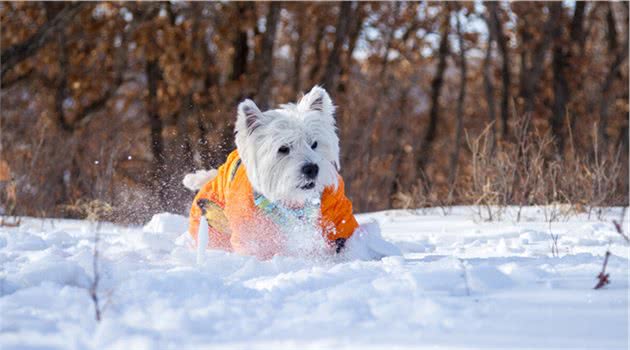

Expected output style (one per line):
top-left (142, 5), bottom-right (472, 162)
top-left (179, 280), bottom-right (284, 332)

top-left (234, 86), bottom-right (340, 205)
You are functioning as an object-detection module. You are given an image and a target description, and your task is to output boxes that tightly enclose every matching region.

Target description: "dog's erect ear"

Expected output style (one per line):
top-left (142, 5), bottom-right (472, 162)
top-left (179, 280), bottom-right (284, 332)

top-left (237, 99), bottom-right (265, 134)
top-left (297, 85), bottom-right (334, 117)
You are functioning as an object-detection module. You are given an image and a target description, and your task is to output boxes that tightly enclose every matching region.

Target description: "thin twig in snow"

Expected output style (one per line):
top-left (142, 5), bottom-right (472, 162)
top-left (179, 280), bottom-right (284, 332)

top-left (594, 208), bottom-right (627, 290)
top-left (549, 220), bottom-right (559, 258)
top-left (612, 207), bottom-right (628, 243)
top-left (593, 251), bottom-right (611, 290)
top-left (63, 200), bottom-right (112, 321)
top-left (90, 223), bottom-right (102, 322)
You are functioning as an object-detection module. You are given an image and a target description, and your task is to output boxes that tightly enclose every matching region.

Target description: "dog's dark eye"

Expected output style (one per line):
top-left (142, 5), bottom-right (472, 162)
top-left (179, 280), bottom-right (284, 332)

top-left (278, 146), bottom-right (290, 155)
top-left (311, 141), bottom-right (318, 150)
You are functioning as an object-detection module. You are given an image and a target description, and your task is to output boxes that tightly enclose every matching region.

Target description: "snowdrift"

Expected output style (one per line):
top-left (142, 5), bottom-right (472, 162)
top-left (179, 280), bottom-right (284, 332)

top-left (0, 207), bottom-right (628, 349)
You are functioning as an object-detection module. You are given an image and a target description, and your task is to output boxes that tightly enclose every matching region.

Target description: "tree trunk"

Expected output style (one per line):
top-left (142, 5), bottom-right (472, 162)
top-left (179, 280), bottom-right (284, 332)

top-left (309, 16), bottom-right (326, 85)
top-left (488, 2), bottom-right (511, 138)
top-left (598, 3), bottom-right (629, 153)
top-left (519, 4), bottom-right (557, 116)
top-left (54, 25), bottom-right (72, 132)
top-left (550, 2), bottom-right (568, 155)
top-left (230, 3), bottom-right (252, 82)
top-left (190, 3), bottom-right (213, 169)
top-left (569, 2), bottom-right (586, 50)
top-left (416, 12), bottom-right (450, 175)
top-left (447, 14), bottom-right (467, 200)
top-left (321, 1), bottom-right (353, 95)
top-left (336, 3), bottom-right (365, 142)
top-left (483, 10), bottom-right (497, 151)
top-left (337, 3), bottom-right (365, 95)
top-left (293, 11), bottom-right (305, 93)
top-left (359, 2), bottom-right (399, 210)
top-left (257, 2), bottom-right (281, 110)
top-left (605, 5), bottom-right (618, 53)
top-left (550, 2), bottom-right (585, 156)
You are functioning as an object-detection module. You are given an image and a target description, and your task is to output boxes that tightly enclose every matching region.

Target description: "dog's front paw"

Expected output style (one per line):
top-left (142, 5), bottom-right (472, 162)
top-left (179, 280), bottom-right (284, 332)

top-left (334, 238), bottom-right (346, 253)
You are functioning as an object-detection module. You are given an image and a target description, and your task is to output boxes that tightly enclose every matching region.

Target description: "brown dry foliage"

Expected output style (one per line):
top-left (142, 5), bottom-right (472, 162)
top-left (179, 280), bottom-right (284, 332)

top-left (1, 2), bottom-right (628, 223)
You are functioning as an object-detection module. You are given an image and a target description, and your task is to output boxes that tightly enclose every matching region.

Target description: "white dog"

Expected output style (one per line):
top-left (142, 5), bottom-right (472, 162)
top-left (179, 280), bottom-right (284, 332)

top-left (185, 86), bottom-right (398, 259)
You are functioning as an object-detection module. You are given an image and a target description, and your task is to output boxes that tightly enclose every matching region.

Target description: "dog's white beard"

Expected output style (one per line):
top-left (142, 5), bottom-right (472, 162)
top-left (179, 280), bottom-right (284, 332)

top-left (249, 151), bottom-right (338, 205)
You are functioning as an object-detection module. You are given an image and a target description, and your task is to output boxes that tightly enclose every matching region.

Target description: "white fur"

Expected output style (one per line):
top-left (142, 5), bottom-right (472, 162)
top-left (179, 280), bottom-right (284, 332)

top-left (183, 169), bottom-right (218, 191)
top-left (234, 86), bottom-right (340, 205)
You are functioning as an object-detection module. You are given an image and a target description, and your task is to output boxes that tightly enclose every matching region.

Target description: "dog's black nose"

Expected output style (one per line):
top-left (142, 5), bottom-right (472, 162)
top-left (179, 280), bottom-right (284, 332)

top-left (301, 163), bottom-right (319, 179)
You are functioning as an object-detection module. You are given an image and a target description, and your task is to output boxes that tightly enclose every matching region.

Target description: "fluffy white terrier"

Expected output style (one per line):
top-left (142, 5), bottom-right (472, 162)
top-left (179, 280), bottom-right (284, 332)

top-left (185, 86), bottom-right (401, 260)
top-left (235, 86), bottom-right (340, 205)
top-left (184, 86), bottom-right (340, 204)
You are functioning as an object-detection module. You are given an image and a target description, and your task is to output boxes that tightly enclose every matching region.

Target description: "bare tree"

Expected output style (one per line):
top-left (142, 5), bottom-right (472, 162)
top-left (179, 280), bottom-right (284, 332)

top-left (50, 3), bottom-right (130, 133)
top-left (292, 10), bottom-right (306, 93)
top-left (482, 6), bottom-right (497, 150)
top-left (487, 2), bottom-right (511, 138)
top-left (448, 10), bottom-right (468, 200)
top-left (417, 9), bottom-right (450, 175)
top-left (321, 1), bottom-right (353, 94)
top-left (190, 3), bottom-right (215, 169)
top-left (551, 2), bottom-right (586, 155)
top-left (337, 2), bottom-right (366, 95)
top-left (518, 3), bottom-right (557, 115)
top-left (308, 14), bottom-right (326, 85)
top-left (257, 2), bottom-right (281, 110)
top-left (359, 1), bottom-right (400, 210)
top-left (598, 3), bottom-right (629, 152)
top-left (230, 3), bottom-right (253, 82)
top-left (1, 3), bottom-right (85, 82)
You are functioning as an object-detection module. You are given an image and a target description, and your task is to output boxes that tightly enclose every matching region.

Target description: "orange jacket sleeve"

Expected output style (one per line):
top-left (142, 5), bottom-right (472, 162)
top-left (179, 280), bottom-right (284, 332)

top-left (188, 151), bottom-right (240, 242)
top-left (320, 176), bottom-right (359, 242)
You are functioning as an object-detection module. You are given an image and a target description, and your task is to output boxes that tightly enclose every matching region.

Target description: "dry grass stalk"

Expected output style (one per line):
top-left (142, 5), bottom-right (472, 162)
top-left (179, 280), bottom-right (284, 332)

top-left (62, 199), bottom-right (113, 322)
top-left (460, 113), bottom-right (625, 222)
top-left (594, 207), bottom-right (628, 290)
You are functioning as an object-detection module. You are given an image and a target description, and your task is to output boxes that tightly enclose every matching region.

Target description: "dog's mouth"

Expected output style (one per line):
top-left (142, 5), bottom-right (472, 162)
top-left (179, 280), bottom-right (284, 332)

top-left (300, 182), bottom-right (315, 190)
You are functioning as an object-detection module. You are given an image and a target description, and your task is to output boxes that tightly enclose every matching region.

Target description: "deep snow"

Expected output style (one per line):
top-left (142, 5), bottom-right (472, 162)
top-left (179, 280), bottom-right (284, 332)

top-left (1, 207), bottom-right (628, 349)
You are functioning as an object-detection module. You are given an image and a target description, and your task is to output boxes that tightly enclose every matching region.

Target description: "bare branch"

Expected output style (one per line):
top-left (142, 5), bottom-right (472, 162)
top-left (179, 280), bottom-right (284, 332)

top-left (1, 3), bottom-right (85, 82)
top-left (594, 251), bottom-right (611, 289)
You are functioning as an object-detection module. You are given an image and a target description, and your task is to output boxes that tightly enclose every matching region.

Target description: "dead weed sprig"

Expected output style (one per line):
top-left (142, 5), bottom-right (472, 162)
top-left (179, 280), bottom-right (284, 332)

top-left (462, 113), bottom-right (624, 222)
top-left (62, 199), bottom-right (113, 322)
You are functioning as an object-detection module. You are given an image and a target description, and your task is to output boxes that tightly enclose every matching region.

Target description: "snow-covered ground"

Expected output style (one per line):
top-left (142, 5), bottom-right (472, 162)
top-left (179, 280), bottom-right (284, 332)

top-left (1, 207), bottom-right (628, 349)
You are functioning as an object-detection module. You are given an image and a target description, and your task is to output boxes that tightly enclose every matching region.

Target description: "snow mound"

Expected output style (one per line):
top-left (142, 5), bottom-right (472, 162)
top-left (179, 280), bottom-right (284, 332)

top-left (343, 220), bottom-right (402, 260)
top-left (143, 212), bottom-right (188, 234)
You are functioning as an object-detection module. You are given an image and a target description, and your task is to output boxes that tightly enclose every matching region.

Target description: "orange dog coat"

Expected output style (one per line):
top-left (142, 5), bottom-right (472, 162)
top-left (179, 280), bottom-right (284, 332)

top-left (188, 150), bottom-right (359, 258)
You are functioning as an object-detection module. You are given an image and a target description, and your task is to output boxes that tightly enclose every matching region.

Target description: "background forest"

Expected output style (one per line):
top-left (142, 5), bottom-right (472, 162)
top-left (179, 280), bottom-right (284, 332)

top-left (1, 1), bottom-right (628, 223)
